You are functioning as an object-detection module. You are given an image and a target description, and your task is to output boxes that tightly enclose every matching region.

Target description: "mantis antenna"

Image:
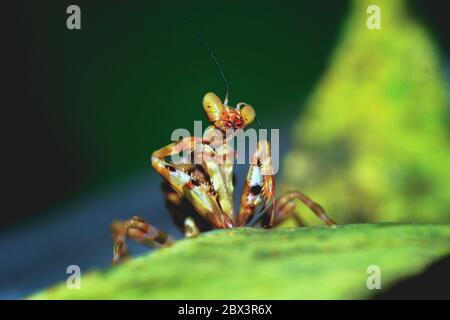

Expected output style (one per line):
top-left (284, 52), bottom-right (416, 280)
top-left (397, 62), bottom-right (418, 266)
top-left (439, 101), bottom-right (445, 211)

top-left (187, 14), bottom-right (263, 129)
top-left (187, 14), bottom-right (229, 106)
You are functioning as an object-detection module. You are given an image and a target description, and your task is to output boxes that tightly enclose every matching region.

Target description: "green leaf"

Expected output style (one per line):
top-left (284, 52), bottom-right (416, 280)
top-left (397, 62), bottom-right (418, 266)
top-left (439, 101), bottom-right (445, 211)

top-left (282, 0), bottom-right (450, 225)
top-left (31, 223), bottom-right (450, 299)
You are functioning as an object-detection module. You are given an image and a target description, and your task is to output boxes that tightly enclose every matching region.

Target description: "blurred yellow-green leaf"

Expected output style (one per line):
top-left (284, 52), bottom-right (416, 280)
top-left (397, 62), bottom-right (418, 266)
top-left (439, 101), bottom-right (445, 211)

top-left (281, 0), bottom-right (450, 225)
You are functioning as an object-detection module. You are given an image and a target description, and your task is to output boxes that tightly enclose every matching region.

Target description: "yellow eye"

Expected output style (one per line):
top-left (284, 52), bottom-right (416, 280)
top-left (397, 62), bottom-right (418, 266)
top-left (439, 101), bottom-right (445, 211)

top-left (203, 92), bottom-right (223, 122)
top-left (240, 105), bottom-right (255, 126)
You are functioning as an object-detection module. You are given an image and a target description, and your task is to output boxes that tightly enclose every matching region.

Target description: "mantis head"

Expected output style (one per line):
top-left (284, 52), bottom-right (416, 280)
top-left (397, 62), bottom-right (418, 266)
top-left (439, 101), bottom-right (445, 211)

top-left (202, 92), bottom-right (255, 132)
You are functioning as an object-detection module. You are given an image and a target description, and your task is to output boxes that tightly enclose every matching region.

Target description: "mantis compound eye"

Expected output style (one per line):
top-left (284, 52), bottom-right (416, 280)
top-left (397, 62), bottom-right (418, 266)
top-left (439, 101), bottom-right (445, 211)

top-left (240, 104), bottom-right (256, 126)
top-left (203, 92), bottom-right (223, 122)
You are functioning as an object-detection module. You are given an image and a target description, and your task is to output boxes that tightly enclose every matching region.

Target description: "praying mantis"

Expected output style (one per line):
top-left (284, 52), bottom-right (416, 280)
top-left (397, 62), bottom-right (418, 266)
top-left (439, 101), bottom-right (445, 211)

top-left (111, 18), bottom-right (336, 263)
top-left (111, 92), bottom-right (336, 263)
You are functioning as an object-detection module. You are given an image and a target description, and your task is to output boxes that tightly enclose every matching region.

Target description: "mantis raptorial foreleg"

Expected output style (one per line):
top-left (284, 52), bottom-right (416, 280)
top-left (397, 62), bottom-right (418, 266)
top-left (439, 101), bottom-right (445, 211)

top-left (151, 137), bottom-right (234, 228)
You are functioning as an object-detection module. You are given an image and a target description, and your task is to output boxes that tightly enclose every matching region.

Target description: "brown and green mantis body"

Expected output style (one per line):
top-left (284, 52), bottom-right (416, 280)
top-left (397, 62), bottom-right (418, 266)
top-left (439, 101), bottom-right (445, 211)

top-left (111, 92), bottom-right (336, 264)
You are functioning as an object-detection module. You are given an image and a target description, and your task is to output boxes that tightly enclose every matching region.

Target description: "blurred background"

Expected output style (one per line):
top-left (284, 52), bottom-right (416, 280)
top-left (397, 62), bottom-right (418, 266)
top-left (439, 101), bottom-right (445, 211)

top-left (2, 0), bottom-right (449, 298)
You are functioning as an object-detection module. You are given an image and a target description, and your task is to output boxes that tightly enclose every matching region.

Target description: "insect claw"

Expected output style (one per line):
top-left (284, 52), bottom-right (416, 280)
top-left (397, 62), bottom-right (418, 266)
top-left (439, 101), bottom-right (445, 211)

top-left (184, 217), bottom-right (200, 238)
